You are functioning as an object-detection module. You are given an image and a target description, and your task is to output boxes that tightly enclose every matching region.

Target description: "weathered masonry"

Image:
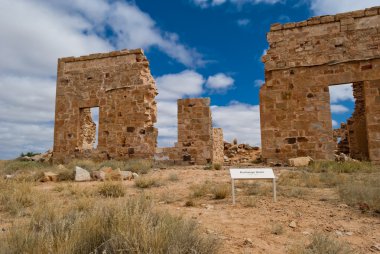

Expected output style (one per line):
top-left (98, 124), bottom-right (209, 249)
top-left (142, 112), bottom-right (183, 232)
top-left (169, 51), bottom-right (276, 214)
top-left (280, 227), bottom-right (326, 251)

top-left (156, 98), bottom-right (224, 165)
top-left (53, 49), bottom-right (158, 163)
top-left (261, 7), bottom-right (380, 163)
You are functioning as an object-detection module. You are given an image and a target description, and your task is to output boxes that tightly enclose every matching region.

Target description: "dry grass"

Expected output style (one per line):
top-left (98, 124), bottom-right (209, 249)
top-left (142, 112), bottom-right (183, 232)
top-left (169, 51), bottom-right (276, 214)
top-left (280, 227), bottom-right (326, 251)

top-left (278, 171), bottom-right (347, 189)
top-left (288, 232), bottom-right (354, 254)
top-left (134, 176), bottom-right (161, 188)
top-left (0, 180), bottom-right (35, 216)
top-left (2, 196), bottom-right (219, 254)
top-left (308, 160), bottom-right (376, 173)
top-left (338, 174), bottom-right (380, 212)
top-left (97, 182), bottom-right (125, 198)
top-left (211, 183), bottom-right (230, 199)
top-left (167, 173), bottom-right (179, 182)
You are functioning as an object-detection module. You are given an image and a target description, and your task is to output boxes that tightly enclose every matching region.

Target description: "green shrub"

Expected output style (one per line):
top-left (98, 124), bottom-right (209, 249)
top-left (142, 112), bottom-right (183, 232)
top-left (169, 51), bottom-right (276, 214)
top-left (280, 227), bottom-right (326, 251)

top-left (308, 160), bottom-right (375, 173)
top-left (124, 159), bottom-right (153, 174)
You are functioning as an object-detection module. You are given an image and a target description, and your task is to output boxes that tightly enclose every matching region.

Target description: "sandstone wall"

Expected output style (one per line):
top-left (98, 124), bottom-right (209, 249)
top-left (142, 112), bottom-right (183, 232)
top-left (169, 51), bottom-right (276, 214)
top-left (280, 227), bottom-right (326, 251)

top-left (261, 7), bottom-right (380, 163)
top-left (212, 128), bottom-right (224, 165)
top-left (53, 49), bottom-right (158, 163)
top-left (155, 98), bottom-right (223, 165)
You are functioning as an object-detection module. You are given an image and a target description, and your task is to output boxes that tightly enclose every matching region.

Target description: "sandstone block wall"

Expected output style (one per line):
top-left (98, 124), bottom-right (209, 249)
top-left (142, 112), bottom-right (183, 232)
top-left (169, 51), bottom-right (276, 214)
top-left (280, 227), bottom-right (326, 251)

top-left (212, 128), bottom-right (224, 165)
top-left (261, 7), bottom-right (380, 163)
top-left (53, 49), bottom-right (158, 163)
top-left (155, 98), bottom-right (223, 165)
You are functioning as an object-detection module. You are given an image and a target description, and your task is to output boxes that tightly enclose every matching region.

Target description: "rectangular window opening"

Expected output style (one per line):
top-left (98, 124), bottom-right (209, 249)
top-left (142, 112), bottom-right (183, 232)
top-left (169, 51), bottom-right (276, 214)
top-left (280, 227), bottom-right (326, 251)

top-left (79, 107), bottom-right (99, 150)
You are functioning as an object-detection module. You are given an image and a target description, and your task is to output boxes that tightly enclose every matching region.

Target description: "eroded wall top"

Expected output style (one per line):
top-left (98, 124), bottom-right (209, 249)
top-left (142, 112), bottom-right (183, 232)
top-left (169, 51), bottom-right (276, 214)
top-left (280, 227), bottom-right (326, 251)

top-left (263, 6), bottom-right (380, 71)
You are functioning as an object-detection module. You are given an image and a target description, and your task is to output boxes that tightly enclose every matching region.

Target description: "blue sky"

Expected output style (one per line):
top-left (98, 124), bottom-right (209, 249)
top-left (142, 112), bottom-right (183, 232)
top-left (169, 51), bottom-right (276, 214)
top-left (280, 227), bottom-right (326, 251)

top-left (0, 0), bottom-right (378, 159)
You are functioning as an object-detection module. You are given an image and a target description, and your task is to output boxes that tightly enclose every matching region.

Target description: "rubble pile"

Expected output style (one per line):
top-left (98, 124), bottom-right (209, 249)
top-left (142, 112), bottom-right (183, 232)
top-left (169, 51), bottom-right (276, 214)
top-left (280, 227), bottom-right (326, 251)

top-left (223, 141), bottom-right (261, 165)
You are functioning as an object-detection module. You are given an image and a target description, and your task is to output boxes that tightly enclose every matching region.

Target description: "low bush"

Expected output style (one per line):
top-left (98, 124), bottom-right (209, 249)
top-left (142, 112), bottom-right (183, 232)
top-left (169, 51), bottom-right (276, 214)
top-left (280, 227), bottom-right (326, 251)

top-left (308, 160), bottom-right (375, 173)
top-left (211, 183), bottom-right (230, 199)
top-left (134, 176), bottom-right (161, 188)
top-left (167, 173), bottom-right (179, 182)
top-left (124, 159), bottom-right (153, 174)
top-left (338, 174), bottom-right (380, 212)
top-left (2, 196), bottom-right (219, 254)
top-left (97, 182), bottom-right (125, 198)
top-left (288, 232), bottom-right (354, 254)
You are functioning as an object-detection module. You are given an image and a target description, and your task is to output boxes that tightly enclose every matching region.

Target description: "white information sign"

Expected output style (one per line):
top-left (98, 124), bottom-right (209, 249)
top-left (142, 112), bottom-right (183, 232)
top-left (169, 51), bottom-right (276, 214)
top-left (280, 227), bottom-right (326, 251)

top-left (229, 168), bottom-right (277, 204)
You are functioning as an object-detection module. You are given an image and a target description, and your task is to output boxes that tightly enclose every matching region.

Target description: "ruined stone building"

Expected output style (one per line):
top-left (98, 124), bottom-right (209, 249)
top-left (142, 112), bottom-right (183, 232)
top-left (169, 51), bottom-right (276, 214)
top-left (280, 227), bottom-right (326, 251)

top-left (53, 49), bottom-right (223, 165)
top-left (155, 98), bottom-right (224, 165)
top-left (261, 7), bottom-right (380, 163)
top-left (53, 49), bottom-right (158, 163)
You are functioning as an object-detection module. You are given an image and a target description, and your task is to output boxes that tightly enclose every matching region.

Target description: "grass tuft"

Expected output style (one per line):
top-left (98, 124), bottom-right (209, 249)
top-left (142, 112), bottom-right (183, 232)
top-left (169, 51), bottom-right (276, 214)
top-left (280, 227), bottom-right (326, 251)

top-left (97, 182), bottom-right (125, 198)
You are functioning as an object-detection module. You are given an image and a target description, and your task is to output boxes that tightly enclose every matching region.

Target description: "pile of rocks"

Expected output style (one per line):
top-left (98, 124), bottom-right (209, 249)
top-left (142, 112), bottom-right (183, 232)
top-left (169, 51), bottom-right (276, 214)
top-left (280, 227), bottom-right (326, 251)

top-left (76, 166), bottom-right (138, 182)
top-left (223, 141), bottom-right (261, 165)
top-left (20, 150), bottom-right (53, 163)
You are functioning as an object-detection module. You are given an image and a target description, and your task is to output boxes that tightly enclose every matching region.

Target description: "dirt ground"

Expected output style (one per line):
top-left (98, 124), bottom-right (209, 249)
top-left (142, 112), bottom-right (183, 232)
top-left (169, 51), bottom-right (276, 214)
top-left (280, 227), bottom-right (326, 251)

top-left (8, 165), bottom-right (376, 254)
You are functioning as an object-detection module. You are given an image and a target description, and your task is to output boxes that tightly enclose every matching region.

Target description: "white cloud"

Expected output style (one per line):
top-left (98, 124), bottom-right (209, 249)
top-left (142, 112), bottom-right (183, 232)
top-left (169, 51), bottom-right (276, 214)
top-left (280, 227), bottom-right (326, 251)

top-left (254, 79), bottom-right (265, 87)
top-left (206, 73), bottom-right (235, 90)
top-left (237, 19), bottom-right (251, 26)
top-left (156, 71), bottom-right (206, 147)
top-left (310, 0), bottom-right (380, 15)
top-left (211, 102), bottom-right (261, 145)
top-left (330, 104), bottom-right (350, 114)
top-left (156, 71), bottom-right (205, 100)
top-left (0, 0), bottom-right (204, 159)
top-left (332, 119), bottom-right (338, 127)
top-left (191, 0), bottom-right (281, 8)
top-left (329, 84), bottom-right (354, 103)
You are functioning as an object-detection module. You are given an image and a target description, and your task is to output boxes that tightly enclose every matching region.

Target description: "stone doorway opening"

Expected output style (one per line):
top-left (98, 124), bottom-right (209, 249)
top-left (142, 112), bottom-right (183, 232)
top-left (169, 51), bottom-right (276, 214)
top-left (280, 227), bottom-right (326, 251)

top-left (79, 107), bottom-right (99, 150)
top-left (329, 82), bottom-right (369, 160)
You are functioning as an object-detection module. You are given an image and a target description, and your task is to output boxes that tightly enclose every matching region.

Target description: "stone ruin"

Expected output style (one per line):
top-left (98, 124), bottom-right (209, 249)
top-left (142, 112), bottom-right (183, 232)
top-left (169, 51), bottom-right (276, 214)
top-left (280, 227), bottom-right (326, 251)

top-left (155, 98), bottom-right (224, 165)
top-left (53, 49), bottom-right (158, 163)
top-left (53, 50), bottom-right (223, 165)
top-left (261, 6), bottom-right (380, 163)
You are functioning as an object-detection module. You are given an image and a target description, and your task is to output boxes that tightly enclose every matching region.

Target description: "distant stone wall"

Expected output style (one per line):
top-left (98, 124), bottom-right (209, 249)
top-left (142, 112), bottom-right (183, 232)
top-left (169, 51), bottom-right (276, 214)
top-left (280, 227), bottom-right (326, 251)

top-left (155, 98), bottom-right (224, 165)
top-left (212, 128), bottom-right (224, 165)
top-left (261, 7), bottom-right (380, 163)
top-left (53, 49), bottom-right (158, 163)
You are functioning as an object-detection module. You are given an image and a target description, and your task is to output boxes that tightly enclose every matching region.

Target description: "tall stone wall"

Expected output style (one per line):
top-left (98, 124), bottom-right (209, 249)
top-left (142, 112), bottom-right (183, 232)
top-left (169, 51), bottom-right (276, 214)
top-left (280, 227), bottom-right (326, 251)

top-left (53, 49), bottom-right (158, 163)
top-left (155, 98), bottom-right (224, 165)
top-left (261, 7), bottom-right (380, 163)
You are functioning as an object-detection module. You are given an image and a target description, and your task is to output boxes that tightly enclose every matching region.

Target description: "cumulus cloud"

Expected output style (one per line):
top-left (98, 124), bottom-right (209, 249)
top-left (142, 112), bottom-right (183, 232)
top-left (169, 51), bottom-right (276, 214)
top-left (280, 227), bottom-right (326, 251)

top-left (212, 102), bottom-right (261, 145)
top-left (155, 71), bottom-right (205, 147)
top-left (332, 119), bottom-right (338, 127)
top-left (206, 73), bottom-right (235, 90)
top-left (310, 0), bottom-right (380, 15)
top-left (0, 0), bottom-right (204, 159)
top-left (329, 84), bottom-right (354, 103)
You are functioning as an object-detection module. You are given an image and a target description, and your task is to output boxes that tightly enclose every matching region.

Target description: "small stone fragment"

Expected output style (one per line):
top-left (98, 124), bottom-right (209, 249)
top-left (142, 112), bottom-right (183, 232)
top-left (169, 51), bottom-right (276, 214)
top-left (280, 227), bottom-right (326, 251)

top-left (289, 221), bottom-right (297, 228)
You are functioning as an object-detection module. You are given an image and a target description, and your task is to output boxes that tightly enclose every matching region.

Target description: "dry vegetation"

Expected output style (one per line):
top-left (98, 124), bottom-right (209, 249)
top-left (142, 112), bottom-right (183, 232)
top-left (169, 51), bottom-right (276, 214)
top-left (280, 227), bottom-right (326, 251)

top-left (0, 159), bottom-right (379, 253)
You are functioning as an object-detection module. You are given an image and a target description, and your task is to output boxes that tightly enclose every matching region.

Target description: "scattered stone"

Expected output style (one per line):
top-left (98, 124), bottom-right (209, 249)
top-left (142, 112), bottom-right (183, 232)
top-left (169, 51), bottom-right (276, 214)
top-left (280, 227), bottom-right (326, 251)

top-left (41, 171), bottom-right (58, 182)
top-left (75, 166), bottom-right (91, 182)
top-left (302, 231), bottom-right (311, 235)
top-left (120, 170), bottom-right (133, 180)
top-left (335, 230), bottom-right (343, 237)
top-left (288, 156), bottom-right (313, 167)
top-left (223, 141), bottom-right (261, 165)
top-left (20, 156), bottom-right (32, 161)
top-left (243, 238), bottom-right (253, 246)
top-left (132, 172), bottom-right (139, 179)
top-left (289, 221), bottom-right (297, 228)
top-left (338, 204), bottom-right (349, 208)
top-left (4, 175), bottom-right (13, 180)
top-left (370, 244), bottom-right (380, 252)
top-left (92, 171), bottom-right (106, 181)
top-left (345, 232), bottom-right (353, 236)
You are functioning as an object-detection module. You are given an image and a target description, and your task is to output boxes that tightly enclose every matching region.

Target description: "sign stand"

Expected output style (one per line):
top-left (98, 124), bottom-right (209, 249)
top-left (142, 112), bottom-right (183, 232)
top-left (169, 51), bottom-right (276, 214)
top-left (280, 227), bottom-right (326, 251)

top-left (230, 168), bottom-right (276, 205)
